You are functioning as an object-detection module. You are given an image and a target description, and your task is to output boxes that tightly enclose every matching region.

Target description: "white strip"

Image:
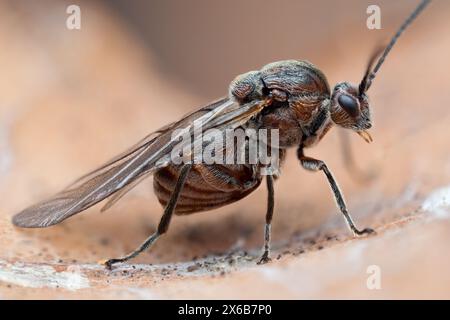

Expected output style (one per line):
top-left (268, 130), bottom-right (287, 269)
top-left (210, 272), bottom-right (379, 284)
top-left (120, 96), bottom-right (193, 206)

top-left (0, 261), bottom-right (90, 291)
top-left (421, 185), bottom-right (450, 218)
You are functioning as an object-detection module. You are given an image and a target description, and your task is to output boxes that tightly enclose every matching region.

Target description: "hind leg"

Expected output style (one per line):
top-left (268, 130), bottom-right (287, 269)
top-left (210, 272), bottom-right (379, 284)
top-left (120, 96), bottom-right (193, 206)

top-left (104, 165), bottom-right (192, 269)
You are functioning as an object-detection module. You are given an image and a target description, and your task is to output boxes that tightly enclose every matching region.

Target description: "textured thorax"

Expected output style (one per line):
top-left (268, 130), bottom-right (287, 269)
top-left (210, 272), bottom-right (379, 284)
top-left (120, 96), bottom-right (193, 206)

top-left (230, 60), bottom-right (333, 148)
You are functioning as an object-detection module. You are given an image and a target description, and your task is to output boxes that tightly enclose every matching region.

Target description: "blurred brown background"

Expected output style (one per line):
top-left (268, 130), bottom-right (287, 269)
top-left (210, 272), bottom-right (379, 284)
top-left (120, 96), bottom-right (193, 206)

top-left (0, 0), bottom-right (450, 299)
top-left (110, 0), bottom-right (435, 99)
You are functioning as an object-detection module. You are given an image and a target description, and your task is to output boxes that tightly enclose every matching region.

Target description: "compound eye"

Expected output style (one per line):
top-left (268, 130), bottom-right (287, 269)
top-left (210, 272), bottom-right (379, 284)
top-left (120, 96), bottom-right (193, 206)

top-left (338, 94), bottom-right (360, 117)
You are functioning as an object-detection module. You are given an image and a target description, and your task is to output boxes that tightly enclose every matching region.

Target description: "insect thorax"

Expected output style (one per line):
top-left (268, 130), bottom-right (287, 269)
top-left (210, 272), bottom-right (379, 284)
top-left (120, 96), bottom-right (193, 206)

top-left (230, 60), bottom-right (333, 149)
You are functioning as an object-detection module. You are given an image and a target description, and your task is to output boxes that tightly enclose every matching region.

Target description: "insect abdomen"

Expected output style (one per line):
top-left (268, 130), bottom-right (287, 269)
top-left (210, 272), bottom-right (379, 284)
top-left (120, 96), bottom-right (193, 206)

top-left (153, 164), bottom-right (262, 215)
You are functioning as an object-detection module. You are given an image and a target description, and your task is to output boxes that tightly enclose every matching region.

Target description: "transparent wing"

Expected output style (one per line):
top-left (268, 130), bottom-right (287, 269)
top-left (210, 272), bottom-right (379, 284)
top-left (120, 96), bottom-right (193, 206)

top-left (12, 97), bottom-right (269, 228)
top-left (64, 97), bottom-right (229, 190)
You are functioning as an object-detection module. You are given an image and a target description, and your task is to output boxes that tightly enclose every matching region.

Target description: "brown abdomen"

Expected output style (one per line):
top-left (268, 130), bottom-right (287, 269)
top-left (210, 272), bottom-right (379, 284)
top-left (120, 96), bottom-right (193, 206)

top-left (153, 164), bottom-right (262, 215)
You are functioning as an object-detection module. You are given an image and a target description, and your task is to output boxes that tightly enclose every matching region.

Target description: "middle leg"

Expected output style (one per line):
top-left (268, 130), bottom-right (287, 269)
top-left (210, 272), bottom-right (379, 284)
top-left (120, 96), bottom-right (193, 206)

top-left (258, 174), bottom-right (275, 264)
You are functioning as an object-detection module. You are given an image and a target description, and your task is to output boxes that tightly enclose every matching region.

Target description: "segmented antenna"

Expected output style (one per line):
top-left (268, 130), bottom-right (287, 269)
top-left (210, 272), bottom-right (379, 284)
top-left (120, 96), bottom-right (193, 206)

top-left (359, 0), bottom-right (432, 94)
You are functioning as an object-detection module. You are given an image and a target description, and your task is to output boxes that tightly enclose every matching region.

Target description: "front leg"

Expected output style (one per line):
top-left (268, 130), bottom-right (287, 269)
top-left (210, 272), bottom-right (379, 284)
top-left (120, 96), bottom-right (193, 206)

top-left (297, 147), bottom-right (374, 236)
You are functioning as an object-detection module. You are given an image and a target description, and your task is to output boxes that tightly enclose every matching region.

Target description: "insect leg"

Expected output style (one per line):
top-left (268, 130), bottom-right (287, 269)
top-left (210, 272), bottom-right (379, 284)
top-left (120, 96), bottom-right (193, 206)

top-left (104, 164), bottom-right (192, 269)
top-left (257, 175), bottom-right (275, 264)
top-left (297, 147), bottom-right (374, 236)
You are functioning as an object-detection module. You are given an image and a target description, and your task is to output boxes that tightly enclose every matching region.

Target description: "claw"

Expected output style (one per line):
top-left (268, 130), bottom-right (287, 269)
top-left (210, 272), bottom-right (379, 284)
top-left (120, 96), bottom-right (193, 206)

top-left (257, 253), bottom-right (272, 265)
top-left (103, 259), bottom-right (121, 270)
top-left (353, 227), bottom-right (376, 237)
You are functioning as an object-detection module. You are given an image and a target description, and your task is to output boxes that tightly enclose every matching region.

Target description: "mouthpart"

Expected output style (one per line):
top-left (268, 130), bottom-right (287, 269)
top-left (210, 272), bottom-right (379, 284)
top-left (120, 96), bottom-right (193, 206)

top-left (357, 130), bottom-right (373, 143)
